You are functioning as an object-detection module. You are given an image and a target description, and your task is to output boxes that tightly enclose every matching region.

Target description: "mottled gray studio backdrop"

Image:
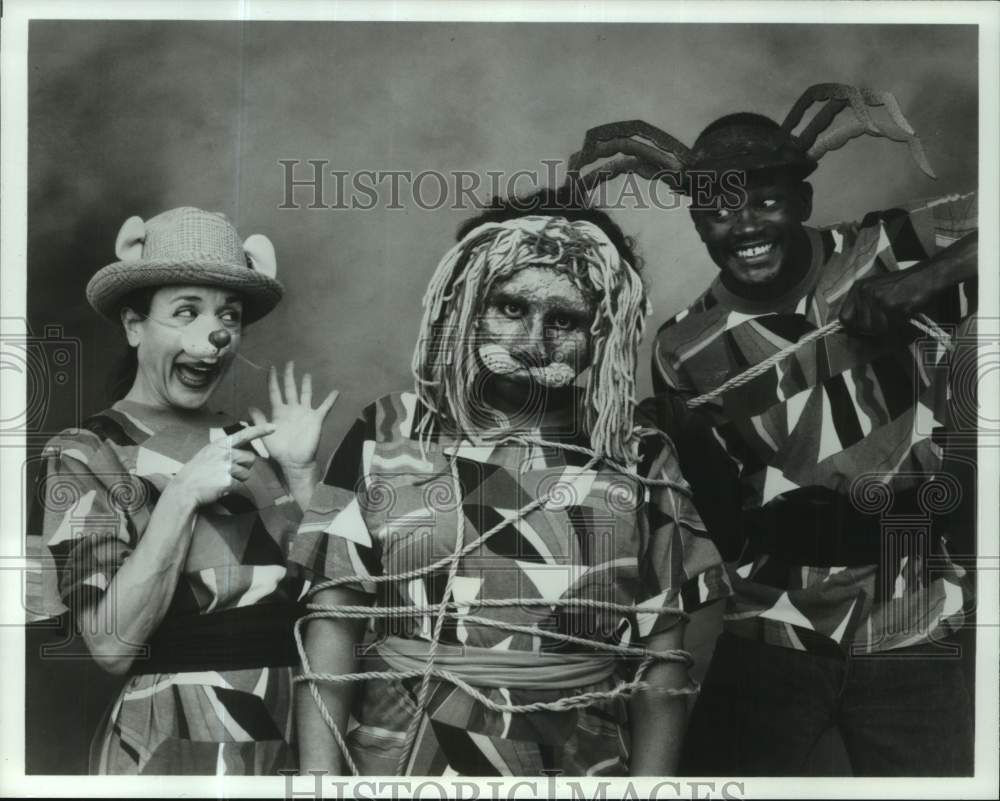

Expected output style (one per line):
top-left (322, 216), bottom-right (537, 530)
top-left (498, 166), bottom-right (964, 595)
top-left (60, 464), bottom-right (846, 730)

top-left (27, 21), bottom-right (977, 465)
top-left (22, 19), bottom-right (978, 775)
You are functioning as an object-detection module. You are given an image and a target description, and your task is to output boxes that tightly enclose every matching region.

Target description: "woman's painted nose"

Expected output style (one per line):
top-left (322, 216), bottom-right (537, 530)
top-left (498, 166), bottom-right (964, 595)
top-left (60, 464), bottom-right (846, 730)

top-left (208, 329), bottom-right (232, 350)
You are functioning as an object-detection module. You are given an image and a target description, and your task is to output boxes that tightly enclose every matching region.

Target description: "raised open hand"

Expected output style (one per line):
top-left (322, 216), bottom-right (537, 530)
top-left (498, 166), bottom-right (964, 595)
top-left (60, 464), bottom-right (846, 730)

top-left (248, 361), bottom-right (339, 473)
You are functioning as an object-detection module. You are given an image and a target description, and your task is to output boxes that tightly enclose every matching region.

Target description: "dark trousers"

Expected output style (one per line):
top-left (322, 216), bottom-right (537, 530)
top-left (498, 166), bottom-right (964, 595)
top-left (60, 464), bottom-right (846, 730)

top-left (679, 631), bottom-right (974, 776)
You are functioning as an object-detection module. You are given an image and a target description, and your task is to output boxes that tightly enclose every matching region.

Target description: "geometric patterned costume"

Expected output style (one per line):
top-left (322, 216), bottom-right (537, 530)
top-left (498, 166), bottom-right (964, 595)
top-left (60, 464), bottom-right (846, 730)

top-left (40, 398), bottom-right (305, 774)
top-left (652, 192), bottom-right (977, 655)
top-left (290, 390), bottom-right (730, 776)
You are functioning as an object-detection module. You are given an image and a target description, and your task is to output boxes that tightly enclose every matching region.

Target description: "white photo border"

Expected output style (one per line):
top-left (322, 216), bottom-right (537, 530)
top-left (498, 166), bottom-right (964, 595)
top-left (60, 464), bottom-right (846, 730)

top-left (1, 1), bottom-right (997, 798)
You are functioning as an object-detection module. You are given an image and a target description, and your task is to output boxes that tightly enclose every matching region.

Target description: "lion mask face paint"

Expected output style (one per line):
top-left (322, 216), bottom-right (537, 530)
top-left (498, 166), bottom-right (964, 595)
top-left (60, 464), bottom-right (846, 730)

top-left (412, 215), bottom-right (650, 464)
top-left (476, 266), bottom-right (594, 390)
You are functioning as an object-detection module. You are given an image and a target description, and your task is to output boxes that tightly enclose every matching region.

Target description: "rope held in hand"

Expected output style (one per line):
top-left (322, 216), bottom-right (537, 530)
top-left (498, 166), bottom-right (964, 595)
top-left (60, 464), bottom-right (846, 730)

top-left (686, 313), bottom-right (953, 409)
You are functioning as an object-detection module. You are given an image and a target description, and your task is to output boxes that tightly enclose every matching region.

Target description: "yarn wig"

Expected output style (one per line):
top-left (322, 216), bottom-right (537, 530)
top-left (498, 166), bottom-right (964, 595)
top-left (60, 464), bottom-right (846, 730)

top-left (411, 215), bottom-right (650, 466)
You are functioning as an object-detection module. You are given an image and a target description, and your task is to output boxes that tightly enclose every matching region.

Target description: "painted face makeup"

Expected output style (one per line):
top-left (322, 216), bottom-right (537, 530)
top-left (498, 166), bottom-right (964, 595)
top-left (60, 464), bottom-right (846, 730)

top-left (692, 171), bottom-right (812, 295)
top-left (478, 344), bottom-right (578, 388)
top-left (123, 285), bottom-right (244, 411)
top-left (475, 266), bottom-right (594, 400)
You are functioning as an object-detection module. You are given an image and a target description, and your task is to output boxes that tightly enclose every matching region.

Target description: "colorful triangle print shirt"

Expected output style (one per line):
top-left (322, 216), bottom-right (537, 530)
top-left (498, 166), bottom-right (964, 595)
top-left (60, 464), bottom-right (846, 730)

top-left (652, 192), bottom-right (977, 655)
top-left (39, 399), bottom-right (305, 774)
top-left (289, 391), bottom-right (730, 776)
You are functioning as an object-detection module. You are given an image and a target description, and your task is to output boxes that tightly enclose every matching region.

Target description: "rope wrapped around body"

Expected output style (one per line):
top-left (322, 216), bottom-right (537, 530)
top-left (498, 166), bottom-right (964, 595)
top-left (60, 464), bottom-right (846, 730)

top-left (294, 434), bottom-right (698, 776)
top-left (686, 313), bottom-right (954, 409)
top-left (295, 203), bottom-right (955, 775)
top-left (297, 215), bottom-right (691, 775)
top-left (294, 314), bottom-right (955, 775)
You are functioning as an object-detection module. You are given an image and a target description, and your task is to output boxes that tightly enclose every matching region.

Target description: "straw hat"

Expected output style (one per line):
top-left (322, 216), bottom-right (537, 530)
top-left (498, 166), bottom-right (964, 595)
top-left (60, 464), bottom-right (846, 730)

top-left (86, 207), bottom-right (284, 324)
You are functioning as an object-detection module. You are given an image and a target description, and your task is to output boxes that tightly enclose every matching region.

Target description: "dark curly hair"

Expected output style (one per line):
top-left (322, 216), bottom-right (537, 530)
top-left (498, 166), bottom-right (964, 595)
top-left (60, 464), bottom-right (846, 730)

top-left (455, 186), bottom-right (642, 273)
top-left (104, 287), bottom-right (158, 402)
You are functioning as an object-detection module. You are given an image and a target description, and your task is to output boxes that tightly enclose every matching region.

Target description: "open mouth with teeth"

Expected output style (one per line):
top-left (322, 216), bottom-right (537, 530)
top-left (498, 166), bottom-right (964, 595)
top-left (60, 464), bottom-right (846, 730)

top-left (175, 361), bottom-right (223, 389)
top-left (733, 241), bottom-right (776, 261)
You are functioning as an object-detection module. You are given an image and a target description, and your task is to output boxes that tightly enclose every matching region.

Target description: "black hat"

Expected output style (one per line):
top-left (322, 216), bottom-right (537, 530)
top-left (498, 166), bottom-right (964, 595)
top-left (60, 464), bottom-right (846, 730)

top-left (683, 113), bottom-right (817, 190)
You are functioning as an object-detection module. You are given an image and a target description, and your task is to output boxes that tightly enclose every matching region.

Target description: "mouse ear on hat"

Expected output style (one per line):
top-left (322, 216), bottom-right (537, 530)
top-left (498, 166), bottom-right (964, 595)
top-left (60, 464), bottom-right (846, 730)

top-left (114, 216), bottom-right (147, 261)
top-left (243, 234), bottom-right (277, 278)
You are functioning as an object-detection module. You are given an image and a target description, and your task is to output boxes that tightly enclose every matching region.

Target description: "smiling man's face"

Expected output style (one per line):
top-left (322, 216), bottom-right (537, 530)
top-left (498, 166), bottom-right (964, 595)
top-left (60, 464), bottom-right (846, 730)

top-left (691, 170), bottom-right (813, 291)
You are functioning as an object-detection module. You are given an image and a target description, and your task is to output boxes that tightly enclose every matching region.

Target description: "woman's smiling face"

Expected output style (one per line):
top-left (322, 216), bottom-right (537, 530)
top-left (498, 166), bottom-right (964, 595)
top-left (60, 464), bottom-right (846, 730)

top-left (122, 285), bottom-right (243, 410)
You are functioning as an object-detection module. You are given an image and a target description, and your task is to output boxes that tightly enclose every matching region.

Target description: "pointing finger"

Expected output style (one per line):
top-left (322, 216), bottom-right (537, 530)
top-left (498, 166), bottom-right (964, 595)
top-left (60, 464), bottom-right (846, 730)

top-left (248, 406), bottom-right (268, 428)
top-left (227, 423), bottom-right (277, 449)
top-left (245, 409), bottom-right (272, 457)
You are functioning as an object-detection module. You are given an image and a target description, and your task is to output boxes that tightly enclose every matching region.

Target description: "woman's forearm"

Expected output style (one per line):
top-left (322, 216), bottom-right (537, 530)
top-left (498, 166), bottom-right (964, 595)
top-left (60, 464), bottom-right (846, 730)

top-left (628, 624), bottom-right (690, 776)
top-left (81, 484), bottom-right (198, 674)
top-left (297, 588), bottom-right (366, 775)
top-left (281, 462), bottom-right (320, 514)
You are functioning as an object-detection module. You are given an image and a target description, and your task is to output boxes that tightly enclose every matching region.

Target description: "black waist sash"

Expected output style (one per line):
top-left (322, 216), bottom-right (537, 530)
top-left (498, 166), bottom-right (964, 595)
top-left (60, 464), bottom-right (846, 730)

top-left (744, 487), bottom-right (945, 567)
top-left (130, 601), bottom-right (303, 675)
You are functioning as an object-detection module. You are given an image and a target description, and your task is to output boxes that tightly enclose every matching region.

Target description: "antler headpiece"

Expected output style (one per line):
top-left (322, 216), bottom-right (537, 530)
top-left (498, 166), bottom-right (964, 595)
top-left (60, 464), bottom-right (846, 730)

top-left (567, 83), bottom-right (936, 195)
